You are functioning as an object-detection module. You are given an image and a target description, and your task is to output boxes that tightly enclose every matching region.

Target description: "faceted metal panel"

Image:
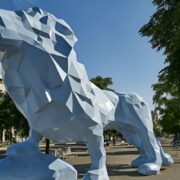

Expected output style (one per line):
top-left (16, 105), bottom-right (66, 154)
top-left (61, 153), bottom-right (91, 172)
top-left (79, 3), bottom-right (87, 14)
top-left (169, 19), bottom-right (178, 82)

top-left (0, 7), bottom-right (173, 180)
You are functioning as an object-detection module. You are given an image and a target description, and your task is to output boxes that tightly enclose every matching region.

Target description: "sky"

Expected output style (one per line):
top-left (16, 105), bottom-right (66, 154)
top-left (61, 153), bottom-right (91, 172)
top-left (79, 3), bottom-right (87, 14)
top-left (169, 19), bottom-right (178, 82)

top-left (0, 0), bottom-right (165, 109)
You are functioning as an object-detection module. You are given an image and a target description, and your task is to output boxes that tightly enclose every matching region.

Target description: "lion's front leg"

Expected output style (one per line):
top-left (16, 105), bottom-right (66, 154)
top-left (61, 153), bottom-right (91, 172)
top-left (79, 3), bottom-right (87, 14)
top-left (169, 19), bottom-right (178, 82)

top-left (84, 132), bottom-right (109, 180)
top-left (6, 128), bottom-right (42, 156)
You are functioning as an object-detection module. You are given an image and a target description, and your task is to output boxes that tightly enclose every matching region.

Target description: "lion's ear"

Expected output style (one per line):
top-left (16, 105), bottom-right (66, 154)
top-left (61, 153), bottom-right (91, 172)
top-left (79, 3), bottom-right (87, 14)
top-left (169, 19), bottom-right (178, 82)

top-left (27, 7), bottom-right (43, 17)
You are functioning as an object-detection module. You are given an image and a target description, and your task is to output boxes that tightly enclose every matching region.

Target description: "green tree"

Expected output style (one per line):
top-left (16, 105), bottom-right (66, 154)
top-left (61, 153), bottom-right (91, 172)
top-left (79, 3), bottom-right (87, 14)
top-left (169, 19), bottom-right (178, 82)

top-left (104, 129), bottom-right (122, 146)
top-left (151, 110), bottom-right (162, 137)
top-left (91, 76), bottom-right (113, 90)
top-left (0, 93), bottom-right (29, 143)
top-left (139, 0), bottom-right (180, 135)
top-left (90, 76), bottom-right (122, 145)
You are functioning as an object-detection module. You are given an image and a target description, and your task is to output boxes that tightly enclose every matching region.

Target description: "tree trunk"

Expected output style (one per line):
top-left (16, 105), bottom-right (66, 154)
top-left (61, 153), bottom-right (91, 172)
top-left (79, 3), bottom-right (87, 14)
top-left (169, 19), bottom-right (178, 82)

top-left (45, 138), bottom-right (50, 154)
top-left (0, 132), bottom-right (2, 144)
top-left (113, 136), bottom-right (116, 146)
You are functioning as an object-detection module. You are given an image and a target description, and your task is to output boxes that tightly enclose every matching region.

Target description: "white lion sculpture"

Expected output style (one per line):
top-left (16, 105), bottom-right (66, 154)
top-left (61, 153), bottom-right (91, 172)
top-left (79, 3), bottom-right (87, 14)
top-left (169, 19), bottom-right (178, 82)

top-left (0, 7), bottom-right (173, 180)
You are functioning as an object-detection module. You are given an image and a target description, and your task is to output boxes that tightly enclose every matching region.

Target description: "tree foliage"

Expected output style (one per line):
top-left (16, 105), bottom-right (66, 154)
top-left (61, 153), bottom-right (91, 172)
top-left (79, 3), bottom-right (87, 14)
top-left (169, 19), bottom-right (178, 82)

top-left (0, 93), bottom-right (29, 143)
top-left (139, 0), bottom-right (180, 134)
top-left (151, 110), bottom-right (162, 136)
top-left (104, 129), bottom-right (122, 146)
top-left (91, 76), bottom-right (113, 90)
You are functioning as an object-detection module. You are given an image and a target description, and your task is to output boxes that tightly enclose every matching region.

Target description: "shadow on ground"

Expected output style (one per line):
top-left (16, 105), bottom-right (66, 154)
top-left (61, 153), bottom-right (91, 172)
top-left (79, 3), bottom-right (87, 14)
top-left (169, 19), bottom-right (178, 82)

top-left (74, 163), bottom-right (142, 178)
top-left (107, 150), bottom-right (139, 156)
top-left (107, 164), bottom-right (141, 177)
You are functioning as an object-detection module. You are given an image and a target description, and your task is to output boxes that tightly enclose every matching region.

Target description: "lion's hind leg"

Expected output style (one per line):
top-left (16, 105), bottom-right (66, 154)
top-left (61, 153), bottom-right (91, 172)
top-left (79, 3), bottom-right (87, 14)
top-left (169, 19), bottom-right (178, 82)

top-left (117, 124), bottom-right (162, 175)
top-left (156, 138), bottom-right (173, 166)
top-left (115, 93), bottom-right (164, 175)
top-left (118, 128), bottom-right (148, 167)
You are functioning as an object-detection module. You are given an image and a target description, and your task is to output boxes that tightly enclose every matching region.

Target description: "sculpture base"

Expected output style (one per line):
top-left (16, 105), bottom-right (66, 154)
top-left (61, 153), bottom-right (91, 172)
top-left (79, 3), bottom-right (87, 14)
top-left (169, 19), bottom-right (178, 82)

top-left (0, 153), bottom-right (55, 180)
top-left (0, 143), bottom-right (77, 180)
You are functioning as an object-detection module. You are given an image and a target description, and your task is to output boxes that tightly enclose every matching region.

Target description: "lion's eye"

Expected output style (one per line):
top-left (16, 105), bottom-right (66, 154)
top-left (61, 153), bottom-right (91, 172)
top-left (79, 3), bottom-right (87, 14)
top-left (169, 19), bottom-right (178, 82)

top-left (33, 27), bottom-right (50, 39)
top-left (55, 22), bottom-right (73, 36)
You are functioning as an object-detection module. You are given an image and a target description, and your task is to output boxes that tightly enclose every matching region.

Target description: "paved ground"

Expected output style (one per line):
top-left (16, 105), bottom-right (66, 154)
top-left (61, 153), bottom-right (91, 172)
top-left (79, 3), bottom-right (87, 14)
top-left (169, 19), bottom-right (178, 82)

top-left (65, 142), bottom-right (180, 180)
top-left (0, 139), bottom-right (180, 180)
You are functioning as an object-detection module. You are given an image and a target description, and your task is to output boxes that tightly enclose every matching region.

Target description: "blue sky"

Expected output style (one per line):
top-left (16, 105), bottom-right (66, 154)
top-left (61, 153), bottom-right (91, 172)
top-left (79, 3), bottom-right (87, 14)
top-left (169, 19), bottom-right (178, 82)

top-left (0, 0), bottom-right (165, 109)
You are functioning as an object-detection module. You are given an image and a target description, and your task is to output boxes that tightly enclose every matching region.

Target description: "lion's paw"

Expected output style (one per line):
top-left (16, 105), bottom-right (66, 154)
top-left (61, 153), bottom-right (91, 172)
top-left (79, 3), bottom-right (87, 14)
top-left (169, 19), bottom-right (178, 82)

top-left (83, 167), bottom-right (109, 180)
top-left (131, 155), bottom-right (147, 167)
top-left (138, 163), bottom-right (161, 175)
top-left (162, 153), bottom-right (173, 166)
top-left (6, 141), bottom-right (40, 157)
